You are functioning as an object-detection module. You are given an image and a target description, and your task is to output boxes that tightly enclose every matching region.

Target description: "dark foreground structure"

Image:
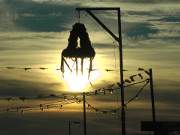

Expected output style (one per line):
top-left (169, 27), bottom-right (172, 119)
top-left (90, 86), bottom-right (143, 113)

top-left (141, 121), bottom-right (180, 135)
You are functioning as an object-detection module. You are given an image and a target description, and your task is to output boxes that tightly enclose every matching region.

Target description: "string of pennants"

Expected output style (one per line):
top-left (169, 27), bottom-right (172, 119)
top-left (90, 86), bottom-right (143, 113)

top-left (2, 99), bottom-right (79, 114)
top-left (86, 101), bottom-right (120, 115)
top-left (0, 66), bottom-right (49, 71)
top-left (85, 79), bottom-right (149, 115)
top-left (0, 79), bottom-right (149, 101)
top-left (125, 79), bottom-right (149, 105)
top-left (0, 66), bottom-right (118, 72)
top-left (0, 67), bottom-right (151, 114)
top-left (0, 80), bottom-right (149, 114)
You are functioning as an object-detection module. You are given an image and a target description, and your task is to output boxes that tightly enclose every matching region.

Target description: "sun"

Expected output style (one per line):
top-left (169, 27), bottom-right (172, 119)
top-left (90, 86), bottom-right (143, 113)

top-left (63, 58), bottom-right (100, 92)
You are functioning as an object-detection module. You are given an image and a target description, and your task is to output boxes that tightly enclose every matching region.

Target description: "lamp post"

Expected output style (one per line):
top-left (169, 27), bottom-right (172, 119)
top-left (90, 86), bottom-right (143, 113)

top-left (138, 68), bottom-right (156, 134)
top-left (149, 68), bottom-right (156, 135)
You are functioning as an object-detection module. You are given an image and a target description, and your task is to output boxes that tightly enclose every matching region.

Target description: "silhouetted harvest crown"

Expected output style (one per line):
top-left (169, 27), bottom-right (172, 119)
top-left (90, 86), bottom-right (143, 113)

top-left (62, 23), bottom-right (95, 58)
top-left (60, 23), bottom-right (95, 76)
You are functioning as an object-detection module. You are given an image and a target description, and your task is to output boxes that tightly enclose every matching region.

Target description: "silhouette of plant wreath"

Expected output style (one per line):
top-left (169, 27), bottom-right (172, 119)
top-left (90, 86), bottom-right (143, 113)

top-left (62, 23), bottom-right (95, 58)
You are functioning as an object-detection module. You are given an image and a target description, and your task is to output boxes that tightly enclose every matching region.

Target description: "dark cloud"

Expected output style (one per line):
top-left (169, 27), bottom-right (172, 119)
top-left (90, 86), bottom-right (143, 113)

top-left (119, 0), bottom-right (180, 3)
top-left (0, 34), bottom-right (60, 41)
top-left (153, 36), bottom-right (180, 42)
top-left (0, 78), bottom-right (62, 97)
top-left (150, 15), bottom-right (180, 23)
top-left (124, 22), bottom-right (159, 39)
top-left (123, 10), bottom-right (180, 41)
top-left (0, 0), bottom-right (79, 32)
top-left (126, 11), bottom-right (154, 16)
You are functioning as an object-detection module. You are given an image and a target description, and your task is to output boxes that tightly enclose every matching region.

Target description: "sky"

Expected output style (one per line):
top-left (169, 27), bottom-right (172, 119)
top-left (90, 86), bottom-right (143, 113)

top-left (0, 0), bottom-right (180, 135)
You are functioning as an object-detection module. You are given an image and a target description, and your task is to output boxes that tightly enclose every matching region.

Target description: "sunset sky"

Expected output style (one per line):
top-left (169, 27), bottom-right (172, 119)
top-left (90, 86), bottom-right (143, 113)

top-left (0, 0), bottom-right (180, 135)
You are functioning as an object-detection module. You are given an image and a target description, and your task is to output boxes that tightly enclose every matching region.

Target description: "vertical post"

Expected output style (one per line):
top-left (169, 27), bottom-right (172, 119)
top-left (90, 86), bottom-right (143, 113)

top-left (149, 68), bottom-right (156, 134)
top-left (76, 7), bottom-right (126, 135)
top-left (83, 92), bottom-right (87, 135)
top-left (69, 121), bottom-right (71, 135)
top-left (118, 9), bottom-right (126, 135)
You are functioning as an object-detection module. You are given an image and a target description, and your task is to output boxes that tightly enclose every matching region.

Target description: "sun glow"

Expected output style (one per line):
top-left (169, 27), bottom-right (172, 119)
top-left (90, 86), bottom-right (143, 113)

top-left (63, 58), bottom-right (100, 92)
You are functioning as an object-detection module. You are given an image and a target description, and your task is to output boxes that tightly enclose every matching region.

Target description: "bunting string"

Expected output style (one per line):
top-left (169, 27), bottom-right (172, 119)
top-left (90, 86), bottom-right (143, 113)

top-left (85, 101), bottom-right (120, 115)
top-left (0, 66), bottom-right (120, 72)
top-left (0, 67), bottom-right (151, 114)
top-left (125, 79), bottom-right (150, 106)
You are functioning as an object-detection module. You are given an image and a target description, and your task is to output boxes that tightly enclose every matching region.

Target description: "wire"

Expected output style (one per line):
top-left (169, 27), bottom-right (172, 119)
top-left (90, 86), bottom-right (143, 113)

top-left (0, 80), bottom-right (149, 114)
top-left (0, 68), bottom-right (151, 115)
top-left (113, 41), bottom-right (117, 70)
top-left (0, 77), bottom-right (149, 102)
top-left (85, 101), bottom-right (120, 115)
top-left (0, 66), bottom-right (49, 71)
top-left (125, 79), bottom-right (149, 106)
top-left (0, 98), bottom-right (80, 113)
top-left (124, 79), bottom-right (149, 88)
top-left (0, 66), bottom-right (123, 75)
top-left (78, 10), bottom-right (80, 23)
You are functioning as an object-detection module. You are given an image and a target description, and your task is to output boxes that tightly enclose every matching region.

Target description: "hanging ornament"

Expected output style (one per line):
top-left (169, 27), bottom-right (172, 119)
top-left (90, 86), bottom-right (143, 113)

top-left (60, 23), bottom-right (95, 77)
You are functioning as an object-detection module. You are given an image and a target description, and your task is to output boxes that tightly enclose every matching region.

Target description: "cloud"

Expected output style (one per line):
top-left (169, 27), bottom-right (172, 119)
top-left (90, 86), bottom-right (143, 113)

top-left (0, 0), bottom-right (79, 32)
top-left (120, 7), bottom-right (180, 49)
top-left (124, 22), bottom-right (159, 39)
top-left (150, 15), bottom-right (180, 23)
top-left (119, 0), bottom-right (180, 3)
top-left (0, 78), bottom-right (62, 96)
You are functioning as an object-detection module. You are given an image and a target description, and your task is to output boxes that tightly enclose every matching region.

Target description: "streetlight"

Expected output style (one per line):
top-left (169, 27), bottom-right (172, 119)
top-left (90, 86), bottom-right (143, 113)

top-left (138, 68), bottom-right (156, 134)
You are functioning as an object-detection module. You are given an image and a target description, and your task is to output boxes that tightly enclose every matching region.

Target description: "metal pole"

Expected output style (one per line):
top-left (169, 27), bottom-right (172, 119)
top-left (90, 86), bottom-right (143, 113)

top-left (83, 92), bottom-right (87, 135)
top-left (69, 121), bottom-right (71, 135)
top-left (76, 7), bottom-right (125, 135)
top-left (118, 9), bottom-right (126, 135)
top-left (149, 68), bottom-right (156, 135)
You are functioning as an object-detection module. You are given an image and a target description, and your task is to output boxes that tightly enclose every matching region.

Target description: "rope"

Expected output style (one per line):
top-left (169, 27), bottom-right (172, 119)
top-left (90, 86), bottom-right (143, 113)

top-left (113, 41), bottom-right (117, 70)
top-left (0, 66), bottom-right (49, 71)
top-left (0, 66), bottom-right (119, 73)
top-left (0, 66), bottom-right (151, 115)
top-left (125, 79), bottom-right (149, 106)
top-left (86, 101), bottom-right (120, 115)
top-left (0, 78), bottom-right (149, 114)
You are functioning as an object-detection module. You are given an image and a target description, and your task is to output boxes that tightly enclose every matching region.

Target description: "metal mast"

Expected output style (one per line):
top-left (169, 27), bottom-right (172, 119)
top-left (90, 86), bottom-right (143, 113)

top-left (76, 7), bottom-right (125, 135)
